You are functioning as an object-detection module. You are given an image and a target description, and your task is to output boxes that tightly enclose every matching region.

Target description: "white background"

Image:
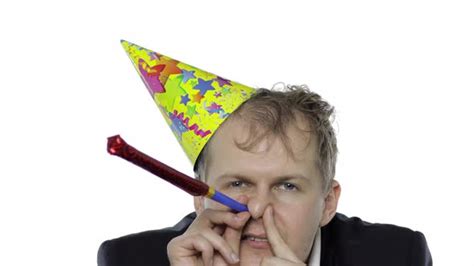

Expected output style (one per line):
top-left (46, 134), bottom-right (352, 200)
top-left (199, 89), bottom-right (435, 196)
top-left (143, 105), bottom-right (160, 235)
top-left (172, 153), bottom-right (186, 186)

top-left (0, 1), bottom-right (473, 265)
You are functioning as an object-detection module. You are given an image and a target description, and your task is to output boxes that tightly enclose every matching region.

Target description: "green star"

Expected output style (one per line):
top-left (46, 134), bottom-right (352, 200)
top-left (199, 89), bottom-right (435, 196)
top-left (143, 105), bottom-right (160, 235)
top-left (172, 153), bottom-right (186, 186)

top-left (221, 87), bottom-right (231, 96)
top-left (156, 75), bottom-right (186, 111)
top-left (186, 104), bottom-right (198, 118)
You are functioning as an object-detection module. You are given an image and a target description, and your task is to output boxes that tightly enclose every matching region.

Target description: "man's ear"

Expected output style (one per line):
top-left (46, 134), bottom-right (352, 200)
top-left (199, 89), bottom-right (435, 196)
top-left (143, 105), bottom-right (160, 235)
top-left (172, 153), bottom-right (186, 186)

top-left (320, 180), bottom-right (341, 227)
top-left (194, 196), bottom-right (205, 214)
top-left (193, 171), bottom-right (208, 214)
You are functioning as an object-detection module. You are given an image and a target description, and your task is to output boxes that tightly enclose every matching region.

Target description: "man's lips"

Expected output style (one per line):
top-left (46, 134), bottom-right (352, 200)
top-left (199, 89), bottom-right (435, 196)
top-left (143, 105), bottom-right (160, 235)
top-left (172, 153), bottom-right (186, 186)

top-left (241, 232), bottom-right (270, 249)
top-left (242, 233), bottom-right (268, 241)
top-left (241, 221), bottom-right (271, 248)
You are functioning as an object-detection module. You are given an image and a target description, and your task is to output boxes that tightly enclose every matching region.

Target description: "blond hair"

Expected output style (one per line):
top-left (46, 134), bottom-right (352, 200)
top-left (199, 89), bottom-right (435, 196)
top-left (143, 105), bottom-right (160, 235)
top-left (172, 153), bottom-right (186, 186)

top-left (194, 84), bottom-right (338, 193)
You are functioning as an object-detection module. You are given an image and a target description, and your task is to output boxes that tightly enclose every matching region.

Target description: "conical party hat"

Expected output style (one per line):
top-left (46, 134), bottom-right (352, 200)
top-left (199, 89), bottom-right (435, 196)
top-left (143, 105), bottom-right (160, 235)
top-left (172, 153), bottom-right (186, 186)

top-left (121, 40), bottom-right (256, 166)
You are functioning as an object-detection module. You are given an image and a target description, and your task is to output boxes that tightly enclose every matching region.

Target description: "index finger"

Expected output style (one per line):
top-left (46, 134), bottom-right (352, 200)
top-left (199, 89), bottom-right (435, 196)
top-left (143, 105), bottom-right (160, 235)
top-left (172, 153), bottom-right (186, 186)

top-left (262, 206), bottom-right (300, 262)
top-left (223, 196), bottom-right (251, 253)
top-left (190, 209), bottom-right (248, 232)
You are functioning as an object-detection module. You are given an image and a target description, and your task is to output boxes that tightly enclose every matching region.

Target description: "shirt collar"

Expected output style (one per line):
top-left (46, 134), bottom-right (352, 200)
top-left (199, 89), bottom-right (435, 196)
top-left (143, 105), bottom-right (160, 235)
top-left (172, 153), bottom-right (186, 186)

top-left (307, 227), bottom-right (321, 266)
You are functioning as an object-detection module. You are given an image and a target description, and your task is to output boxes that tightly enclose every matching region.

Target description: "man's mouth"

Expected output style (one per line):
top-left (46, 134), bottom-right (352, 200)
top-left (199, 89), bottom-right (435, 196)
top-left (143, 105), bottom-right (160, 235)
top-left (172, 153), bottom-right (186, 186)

top-left (242, 233), bottom-right (270, 249)
top-left (242, 235), bottom-right (269, 242)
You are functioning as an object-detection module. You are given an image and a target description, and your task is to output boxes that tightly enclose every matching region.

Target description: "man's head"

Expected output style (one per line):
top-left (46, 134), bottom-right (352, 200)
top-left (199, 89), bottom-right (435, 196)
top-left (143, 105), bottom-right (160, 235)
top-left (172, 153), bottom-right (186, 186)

top-left (193, 85), bottom-right (341, 263)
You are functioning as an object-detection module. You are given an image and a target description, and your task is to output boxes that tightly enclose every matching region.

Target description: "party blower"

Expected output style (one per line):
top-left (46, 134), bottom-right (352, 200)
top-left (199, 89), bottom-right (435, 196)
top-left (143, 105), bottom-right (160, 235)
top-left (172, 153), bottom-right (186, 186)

top-left (107, 135), bottom-right (248, 212)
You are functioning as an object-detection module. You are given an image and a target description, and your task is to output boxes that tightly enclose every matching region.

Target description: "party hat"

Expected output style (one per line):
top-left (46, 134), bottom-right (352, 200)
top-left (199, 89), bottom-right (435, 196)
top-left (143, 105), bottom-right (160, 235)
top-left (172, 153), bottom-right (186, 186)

top-left (121, 40), bottom-right (255, 166)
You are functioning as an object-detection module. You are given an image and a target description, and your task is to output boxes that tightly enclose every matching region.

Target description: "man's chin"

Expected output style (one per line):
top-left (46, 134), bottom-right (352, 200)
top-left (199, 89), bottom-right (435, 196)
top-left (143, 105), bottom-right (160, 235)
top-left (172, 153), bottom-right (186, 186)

top-left (239, 241), bottom-right (273, 266)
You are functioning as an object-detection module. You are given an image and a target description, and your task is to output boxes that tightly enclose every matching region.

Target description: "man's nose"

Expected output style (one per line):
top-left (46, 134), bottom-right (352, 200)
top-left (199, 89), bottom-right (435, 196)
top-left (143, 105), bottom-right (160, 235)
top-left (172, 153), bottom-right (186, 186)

top-left (246, 190), bottom-right (273, 220)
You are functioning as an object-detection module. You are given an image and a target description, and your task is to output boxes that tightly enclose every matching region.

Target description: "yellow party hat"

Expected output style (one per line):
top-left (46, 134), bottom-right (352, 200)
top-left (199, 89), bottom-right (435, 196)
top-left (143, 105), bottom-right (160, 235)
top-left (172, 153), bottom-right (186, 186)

top-left (121, 40), bottom-right (255, 166)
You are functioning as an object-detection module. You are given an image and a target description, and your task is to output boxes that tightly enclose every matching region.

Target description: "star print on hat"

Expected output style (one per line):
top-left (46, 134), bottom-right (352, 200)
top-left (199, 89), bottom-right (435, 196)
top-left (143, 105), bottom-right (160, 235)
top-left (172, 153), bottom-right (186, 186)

top-left (121, 40), bottom-right (256, 166)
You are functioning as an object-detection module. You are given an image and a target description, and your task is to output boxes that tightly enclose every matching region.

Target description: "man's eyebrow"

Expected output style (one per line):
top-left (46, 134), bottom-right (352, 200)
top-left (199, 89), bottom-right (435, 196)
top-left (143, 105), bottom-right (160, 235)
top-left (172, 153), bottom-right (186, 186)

top-left (214, 174), bottom-right (252, 182)
top-left (274, 174), bottom-right (311, 183)
top-left (215, 173), bottom-right (311, 182)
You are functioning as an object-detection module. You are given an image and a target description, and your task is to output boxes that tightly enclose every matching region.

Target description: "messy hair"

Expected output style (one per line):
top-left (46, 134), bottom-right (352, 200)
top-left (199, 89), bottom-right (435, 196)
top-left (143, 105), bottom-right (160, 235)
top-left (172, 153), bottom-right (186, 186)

top-left (194, 84), bottom-right (338, 193)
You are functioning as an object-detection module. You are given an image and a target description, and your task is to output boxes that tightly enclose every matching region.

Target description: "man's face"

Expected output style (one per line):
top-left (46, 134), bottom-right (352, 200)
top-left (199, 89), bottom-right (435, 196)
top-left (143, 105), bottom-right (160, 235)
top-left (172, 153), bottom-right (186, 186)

top-left (195, 114), bottom-right (332, 264)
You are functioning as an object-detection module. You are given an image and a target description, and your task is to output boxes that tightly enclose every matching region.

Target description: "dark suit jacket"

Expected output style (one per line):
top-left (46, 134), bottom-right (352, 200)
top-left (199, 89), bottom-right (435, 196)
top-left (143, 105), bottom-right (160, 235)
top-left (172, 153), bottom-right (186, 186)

top-left (98, 212), bottom-right (432, 266)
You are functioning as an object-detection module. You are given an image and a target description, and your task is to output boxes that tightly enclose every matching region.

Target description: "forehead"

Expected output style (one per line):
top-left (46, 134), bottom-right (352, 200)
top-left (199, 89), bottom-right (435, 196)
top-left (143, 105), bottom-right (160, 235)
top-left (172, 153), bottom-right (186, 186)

top-left (204, 114), bottom-right (321, 182)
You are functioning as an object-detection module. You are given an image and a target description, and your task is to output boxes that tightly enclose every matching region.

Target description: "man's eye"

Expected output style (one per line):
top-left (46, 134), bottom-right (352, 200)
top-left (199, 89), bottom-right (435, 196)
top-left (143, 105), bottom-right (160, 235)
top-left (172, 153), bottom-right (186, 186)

top-left (230, 181), bottom-right (244, 187)
top-left (277, 182), bottom-right (298, 191)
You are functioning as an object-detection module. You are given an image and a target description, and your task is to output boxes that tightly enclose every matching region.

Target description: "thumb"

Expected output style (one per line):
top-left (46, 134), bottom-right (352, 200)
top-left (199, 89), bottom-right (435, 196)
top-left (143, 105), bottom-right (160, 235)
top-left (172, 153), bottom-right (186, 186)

top-left (223, 195), bottom-right (250, 256)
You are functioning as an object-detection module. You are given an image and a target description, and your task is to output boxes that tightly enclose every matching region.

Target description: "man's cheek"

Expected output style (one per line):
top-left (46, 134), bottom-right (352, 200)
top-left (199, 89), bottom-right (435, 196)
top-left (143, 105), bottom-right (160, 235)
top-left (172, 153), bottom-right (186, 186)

top-left (274, 204), bottom-right (314, 244)
top-left (272, 207), bottom-right (291, 241)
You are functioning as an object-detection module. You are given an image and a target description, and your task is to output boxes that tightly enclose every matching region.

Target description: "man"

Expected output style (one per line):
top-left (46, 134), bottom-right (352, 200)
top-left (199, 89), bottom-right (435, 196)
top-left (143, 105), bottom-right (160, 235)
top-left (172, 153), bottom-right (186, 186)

top-left (98, 41), bottom-right (432, 265)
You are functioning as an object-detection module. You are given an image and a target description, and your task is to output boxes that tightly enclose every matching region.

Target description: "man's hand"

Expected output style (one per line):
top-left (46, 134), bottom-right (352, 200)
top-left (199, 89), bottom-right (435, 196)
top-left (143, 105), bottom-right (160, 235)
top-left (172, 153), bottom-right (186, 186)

top-left (261, 206), bottom-right (306, 266)
top-left (167, 208), bottom-right (250, 266)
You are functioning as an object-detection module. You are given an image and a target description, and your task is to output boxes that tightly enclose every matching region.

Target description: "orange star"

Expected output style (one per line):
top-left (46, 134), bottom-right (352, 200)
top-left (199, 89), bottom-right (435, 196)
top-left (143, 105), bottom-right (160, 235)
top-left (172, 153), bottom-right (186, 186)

top-left (192, 92), bottom-right (204, 103)
top-left (159, 59), bottom-right (182, 84)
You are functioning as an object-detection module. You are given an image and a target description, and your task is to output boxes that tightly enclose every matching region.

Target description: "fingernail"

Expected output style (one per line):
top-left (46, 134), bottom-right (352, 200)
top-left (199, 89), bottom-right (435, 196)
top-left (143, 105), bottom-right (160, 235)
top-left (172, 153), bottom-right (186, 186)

top-left (268, 206), bottom-right (273, 215)
top-left (231, 253), bottom-right (239, 263)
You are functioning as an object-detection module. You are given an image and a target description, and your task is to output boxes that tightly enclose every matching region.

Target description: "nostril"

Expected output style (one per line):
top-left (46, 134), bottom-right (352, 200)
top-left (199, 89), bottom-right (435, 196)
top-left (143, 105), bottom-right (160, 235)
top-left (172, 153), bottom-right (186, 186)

top-left (246, 194), bottom-right (273, 220)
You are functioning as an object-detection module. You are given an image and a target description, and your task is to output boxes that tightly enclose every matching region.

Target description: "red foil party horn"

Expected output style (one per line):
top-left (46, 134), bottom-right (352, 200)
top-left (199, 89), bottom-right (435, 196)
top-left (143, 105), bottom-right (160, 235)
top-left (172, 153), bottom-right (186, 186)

top-left (107, 135), bottom-right (248, 212)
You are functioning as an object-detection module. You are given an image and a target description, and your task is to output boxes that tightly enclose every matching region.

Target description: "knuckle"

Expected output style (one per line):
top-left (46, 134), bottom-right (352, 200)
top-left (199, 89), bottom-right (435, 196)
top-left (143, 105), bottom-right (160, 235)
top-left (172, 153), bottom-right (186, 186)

top-left (195, 235), bottom-right (212, 251)
top-left (166, 235), bottom-right (184, 249)
top-left (166, 239), bottom-right (176, 257)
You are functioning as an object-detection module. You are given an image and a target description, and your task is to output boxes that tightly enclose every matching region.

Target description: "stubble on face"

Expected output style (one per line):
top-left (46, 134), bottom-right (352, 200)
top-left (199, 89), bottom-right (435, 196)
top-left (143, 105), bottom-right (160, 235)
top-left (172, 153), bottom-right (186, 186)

top-left (201, 114), bottom-right (327, 264)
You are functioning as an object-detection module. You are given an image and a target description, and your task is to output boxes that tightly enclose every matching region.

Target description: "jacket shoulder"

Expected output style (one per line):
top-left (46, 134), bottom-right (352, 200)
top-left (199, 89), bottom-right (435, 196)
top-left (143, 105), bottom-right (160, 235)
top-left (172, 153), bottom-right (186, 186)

top-left (97, 212), bottom-right (196, 266)
top-left (321, 213), bottom-right (432, 266)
